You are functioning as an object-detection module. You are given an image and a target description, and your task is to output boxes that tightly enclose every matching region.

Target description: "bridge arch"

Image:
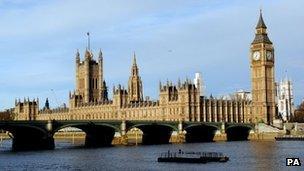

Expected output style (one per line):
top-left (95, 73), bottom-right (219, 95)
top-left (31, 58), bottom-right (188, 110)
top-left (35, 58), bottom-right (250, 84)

top-left (127, 123), bottom-right (178, 145)
top-left (184, 123), bottom-right (220, 143)
top-left (0, 124), bottom-right (53, 151)
top-left (52, 123), bottom-right (119, 147)
top-left (225, 125), bottom-right (253, 141)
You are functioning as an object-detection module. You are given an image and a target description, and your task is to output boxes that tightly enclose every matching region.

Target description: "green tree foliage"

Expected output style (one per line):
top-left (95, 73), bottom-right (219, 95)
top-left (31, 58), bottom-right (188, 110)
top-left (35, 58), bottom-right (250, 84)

top-left (291, 101), bottom-right (304, 122)
top-left (0, 109), bottom-right (14, 121)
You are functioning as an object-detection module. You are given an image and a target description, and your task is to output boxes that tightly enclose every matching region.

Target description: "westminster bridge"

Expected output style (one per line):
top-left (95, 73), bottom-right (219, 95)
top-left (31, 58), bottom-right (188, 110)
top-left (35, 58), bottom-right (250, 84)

top-left (0, 120), bottom-right (254, 151)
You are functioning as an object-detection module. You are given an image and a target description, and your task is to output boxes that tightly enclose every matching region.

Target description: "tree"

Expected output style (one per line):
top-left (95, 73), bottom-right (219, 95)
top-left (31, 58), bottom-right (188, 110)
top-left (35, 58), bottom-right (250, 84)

top-left (291, 101), bottom-right (304, 122)
top-left (0, 110), bottom-right (13, 120)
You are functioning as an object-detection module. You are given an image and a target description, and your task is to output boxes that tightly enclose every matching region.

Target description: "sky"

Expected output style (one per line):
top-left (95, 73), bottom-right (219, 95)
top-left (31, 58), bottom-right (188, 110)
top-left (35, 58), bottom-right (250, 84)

top-left (0, 0), bottom-right (303, 109)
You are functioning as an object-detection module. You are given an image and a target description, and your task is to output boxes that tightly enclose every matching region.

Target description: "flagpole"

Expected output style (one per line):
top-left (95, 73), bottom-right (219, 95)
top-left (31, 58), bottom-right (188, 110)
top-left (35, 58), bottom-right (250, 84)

top-left (87, 32), bottom-right (90, 50)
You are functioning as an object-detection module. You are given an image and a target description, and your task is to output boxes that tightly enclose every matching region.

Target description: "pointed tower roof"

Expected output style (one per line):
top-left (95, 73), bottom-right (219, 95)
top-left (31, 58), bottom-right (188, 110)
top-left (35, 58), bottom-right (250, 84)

top-left (284, 70), bottom-right (290, 82)
top-left (75, 49), bottom-right (80, 61)
top-left (256, 10), bottom-right (267, 29)
top-left (44, 98), bottom-right (50, 110)
top-left (76, 49), bottom-right (80, 57)
top-left (252, 10), bottom-right (272, 44)
top-left (84, 49), bottom-right (92, 60)
top-left (98, 49), bottom-right (103, 60)
top-left (103, 80), bottom-right (107, 86)
top-left (130, 52), bottom-right (139, 77)
top-left (132, 51), bottom-right (137, 66)
top-left (159, 80), bottom-right (162, 90)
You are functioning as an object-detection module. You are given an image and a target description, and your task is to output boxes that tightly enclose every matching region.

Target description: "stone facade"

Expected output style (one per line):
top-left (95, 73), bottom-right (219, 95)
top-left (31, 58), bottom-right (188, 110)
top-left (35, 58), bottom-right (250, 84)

top-left (14, 98), bottom-right (39, 121)
top-left (14, 58), bottom-right (252, 123)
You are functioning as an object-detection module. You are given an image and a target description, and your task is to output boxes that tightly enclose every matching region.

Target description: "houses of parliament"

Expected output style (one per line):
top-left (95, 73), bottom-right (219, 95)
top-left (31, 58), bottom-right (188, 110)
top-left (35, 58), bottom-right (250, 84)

top-left (12, 12), bottom-right (277, 125)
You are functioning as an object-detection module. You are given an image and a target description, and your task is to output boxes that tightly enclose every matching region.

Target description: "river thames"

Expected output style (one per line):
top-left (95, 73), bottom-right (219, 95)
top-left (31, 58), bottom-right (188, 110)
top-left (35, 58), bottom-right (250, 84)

top-left (0, 140), bottom-right (303, 171)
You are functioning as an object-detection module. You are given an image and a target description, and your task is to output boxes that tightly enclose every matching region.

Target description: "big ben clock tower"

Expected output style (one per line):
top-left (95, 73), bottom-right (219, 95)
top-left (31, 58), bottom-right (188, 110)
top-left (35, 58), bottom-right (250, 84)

top-left (250, 11), bottom-right (276, 124)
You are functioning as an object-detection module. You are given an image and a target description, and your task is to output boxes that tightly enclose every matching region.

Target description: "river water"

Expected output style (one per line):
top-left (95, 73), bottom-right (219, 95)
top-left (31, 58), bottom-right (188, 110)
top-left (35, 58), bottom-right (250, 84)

top-left (0, 140), bottom-right (303, 171)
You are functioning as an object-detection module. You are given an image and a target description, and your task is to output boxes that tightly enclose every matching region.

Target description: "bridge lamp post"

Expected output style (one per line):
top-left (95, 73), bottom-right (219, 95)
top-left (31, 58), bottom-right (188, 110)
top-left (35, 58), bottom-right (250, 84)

top-left (121, 120), bottom-right (126, 136)
top-left (178, 121), bottom-right (183, 134)
top-left (46, 120), bottom-right (53, 132)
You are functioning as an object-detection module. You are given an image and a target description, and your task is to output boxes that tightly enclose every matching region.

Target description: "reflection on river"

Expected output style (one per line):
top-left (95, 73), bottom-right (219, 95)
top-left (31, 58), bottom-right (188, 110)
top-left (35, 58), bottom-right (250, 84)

top-left (0, 139), bottom-right (303, 171)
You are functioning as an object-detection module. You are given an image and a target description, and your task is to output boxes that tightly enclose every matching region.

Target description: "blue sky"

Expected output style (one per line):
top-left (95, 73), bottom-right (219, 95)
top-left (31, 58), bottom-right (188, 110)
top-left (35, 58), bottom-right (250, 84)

top-left (0, 0), bottom-right (303, 109)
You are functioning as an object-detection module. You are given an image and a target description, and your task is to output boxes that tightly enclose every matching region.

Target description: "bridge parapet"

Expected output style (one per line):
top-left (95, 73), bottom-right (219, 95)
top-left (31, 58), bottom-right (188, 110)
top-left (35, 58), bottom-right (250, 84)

top-left (225, 123), bottom-right (255, 130)
top-left (182, 121), bottom-right (222, 130)
top-left (225, 122), bottom-right (255, 141)
top-left (50, 120), bottom-right (122, 133)
top-left (125, 120), bottom-right (179, 132)
top-left (124, 120), bottom-right (179, 144)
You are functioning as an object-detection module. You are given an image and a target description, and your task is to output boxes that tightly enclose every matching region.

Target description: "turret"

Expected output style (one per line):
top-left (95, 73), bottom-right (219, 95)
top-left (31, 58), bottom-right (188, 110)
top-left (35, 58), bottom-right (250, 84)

top-left (128, 52), bottom-right (143, 103)
top-left (98, 49), bottom-right (105, 101)
top-left (84, 49), bottom-right (92, 61)
top-left (14, 98), bottom-right (39, 120)
top-left (84, 49), bottom-right (91, 103)
top-left (159, 81), bottom-right (162, 91)
top-left (76, 49), bottom-right (80, 64)
top-left (132, 53), bottom-right (138, 75)
top-left (101, 80), bottom-right (108, 101)
top-left (178, 80), bottom-right (201, 121)
top-left (113, 84), bottom-right (128, 107)
top-left (44, 98), bottom-right (50, 110)
top-left (75, 49), bottom-right (80, 94)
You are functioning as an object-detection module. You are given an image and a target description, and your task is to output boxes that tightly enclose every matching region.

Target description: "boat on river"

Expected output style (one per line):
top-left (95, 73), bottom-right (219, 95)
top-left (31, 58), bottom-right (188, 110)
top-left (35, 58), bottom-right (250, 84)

top-left (158, 150), bottom-right (229, 163)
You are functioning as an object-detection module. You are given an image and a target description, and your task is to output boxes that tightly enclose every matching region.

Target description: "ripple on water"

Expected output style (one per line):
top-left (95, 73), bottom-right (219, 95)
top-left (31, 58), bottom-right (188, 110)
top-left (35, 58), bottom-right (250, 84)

top-left (0, 140), bottom-right (304, 171)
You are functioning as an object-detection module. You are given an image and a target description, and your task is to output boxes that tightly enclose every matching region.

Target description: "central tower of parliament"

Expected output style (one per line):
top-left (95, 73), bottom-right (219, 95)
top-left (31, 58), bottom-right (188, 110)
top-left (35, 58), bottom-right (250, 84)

top-left (14, 12), bottom-right (276, 125)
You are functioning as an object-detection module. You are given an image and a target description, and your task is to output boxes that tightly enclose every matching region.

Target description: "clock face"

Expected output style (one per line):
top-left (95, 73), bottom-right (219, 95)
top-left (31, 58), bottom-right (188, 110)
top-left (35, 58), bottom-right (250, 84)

top-left (253, 51), bottom-right (260, 61)
top-left (266, 51), bottom-right (273, 60)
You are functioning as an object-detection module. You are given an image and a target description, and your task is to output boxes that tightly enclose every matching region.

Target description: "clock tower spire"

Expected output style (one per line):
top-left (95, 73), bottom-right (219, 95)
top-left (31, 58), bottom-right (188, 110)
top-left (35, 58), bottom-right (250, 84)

top-left (250, 10), bottom-right (276, 124)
